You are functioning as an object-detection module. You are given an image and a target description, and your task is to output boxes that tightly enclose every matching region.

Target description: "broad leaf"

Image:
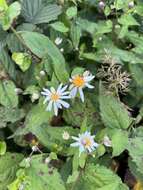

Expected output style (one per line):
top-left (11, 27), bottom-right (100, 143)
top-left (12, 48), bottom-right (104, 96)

top-left (0, 80), bottom-right (18, 108)
top-left (20, 31), bottom-right (69, 82)
top-left (21, 0), bottom-right (62, 24)
top-left (99, 84), bottom-right (132, 129)
top-left (0, 152), bottom-right (23, 190)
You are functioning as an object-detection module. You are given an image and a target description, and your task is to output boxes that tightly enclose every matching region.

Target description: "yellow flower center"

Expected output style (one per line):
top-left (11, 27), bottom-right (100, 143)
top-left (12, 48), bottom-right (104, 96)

top-left (51, 93), bottom-right (60, 101)
top-left (82, 137), bottom-right (92, 148)
top-left (72, 76), bottom-right (85, 87)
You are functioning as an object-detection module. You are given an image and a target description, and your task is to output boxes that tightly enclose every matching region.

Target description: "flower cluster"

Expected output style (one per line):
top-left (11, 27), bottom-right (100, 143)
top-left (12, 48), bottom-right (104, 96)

top-left (41, 71), bottom-right (95, 116)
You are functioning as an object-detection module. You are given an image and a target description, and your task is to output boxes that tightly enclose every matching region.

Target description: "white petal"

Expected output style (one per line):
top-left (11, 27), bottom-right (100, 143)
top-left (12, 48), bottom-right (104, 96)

top-left (72, 136), bottom-right (79, 141)
top-left (56, 102), bottom-right (62, 109)
top-left (93, 142), bottom-right (99, 148)
top-left (54, 102), bottom-right (58, 116)
top-left (57, 84), bottom-right (63, 93)
top-left (50, 87), bottom-right (56, 93)
top-left (58, 100), bottom-right (70, 108)
top-left (70, 87), bottom-right (77, 98)
top-left (70, 142), bottom-right (79, 147)
top-left (41, 91), bottom-right (50, 96)
top-left (85, 83), bottom-right (94, 89)
top-left (79, 145), bottom-right (85, 155)
top-left (43, 96), bottom-right (50, 104)
top-left (61, 91), bottom-right (70, 96)
top-left (61, 95), bottom-right (71, 99)
top-left (69, 84), bottom-right (74, 90)
top-left (84, 75), bottom-right (95, 82)
top-left (43, 88), bottom-right (51, 94)
top-left (46, 101), bottom-right (53, 111)
top-left (79, 88), bottom-right (84, 102)
top-left (61, 85), bottom-right (68, 93)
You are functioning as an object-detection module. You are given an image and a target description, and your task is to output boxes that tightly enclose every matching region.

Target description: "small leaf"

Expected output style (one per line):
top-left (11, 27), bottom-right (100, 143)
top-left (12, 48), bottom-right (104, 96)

top-left (66, 6), bottom-right (77, 19)
top-left (0, 80), bottom-right (18, 108)
top-left (50, 21), bottom-right (69, 33)
top-left (12, 52), bottom-right (32, 72)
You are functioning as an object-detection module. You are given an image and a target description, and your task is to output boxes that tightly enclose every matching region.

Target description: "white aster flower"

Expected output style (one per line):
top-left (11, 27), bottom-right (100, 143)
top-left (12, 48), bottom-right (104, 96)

top-left (55, 37), bottom-right (63, 45)
top-left (69, 71), bottom-right (95, 102)
top-left (71, 131), bottom-right (99, 155)
top-left (41, 84), bottom-right (70, 116)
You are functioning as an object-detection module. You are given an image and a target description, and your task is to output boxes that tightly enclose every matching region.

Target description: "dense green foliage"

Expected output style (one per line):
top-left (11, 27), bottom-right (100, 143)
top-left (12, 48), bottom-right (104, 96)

top-left (0, 0), bottom-right (143, 189)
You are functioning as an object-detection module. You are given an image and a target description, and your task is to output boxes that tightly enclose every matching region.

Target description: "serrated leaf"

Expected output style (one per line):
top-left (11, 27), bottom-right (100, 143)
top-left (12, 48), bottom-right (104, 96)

top-left (0, 107), bottom-right (25, 128)
top-left (20, 31), bottom-right (69, 83)
top-left (72, 164), bottom-right (129, 190)
top-left (111, 129), bottom-right (128, 156)
top-left (21, 0), bottom-right (62, 24)
top-left (0, 152), bottom-right (23, 190)
top-left (21, 154), bottom-right (66, 190)
top-left (0, 80), bottom-right (18, 108)
top-left (99, 84), bottom-right (132, 129)
top-left (127, 137), bottom-right (143, 176)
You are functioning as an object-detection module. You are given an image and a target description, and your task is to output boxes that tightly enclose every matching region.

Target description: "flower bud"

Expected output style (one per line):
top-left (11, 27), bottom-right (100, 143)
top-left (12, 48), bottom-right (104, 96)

top-left (62, 131), bottom-right (70, 140)
top-left (128, 1), bottom-right (134, 9)
top-left (14, 88), bottom-right (23, 95)
top-left (55, 37), bottom-right (63, 45)
top-left (98, 1), bottom-right (105, 9)
top-left (40, 70), bottom-right (46, 76)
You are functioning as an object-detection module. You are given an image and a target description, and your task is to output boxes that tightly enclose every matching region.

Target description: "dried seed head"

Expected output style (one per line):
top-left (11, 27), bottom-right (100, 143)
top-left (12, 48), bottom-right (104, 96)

top-left (97, 50), bottom-right (131, 94)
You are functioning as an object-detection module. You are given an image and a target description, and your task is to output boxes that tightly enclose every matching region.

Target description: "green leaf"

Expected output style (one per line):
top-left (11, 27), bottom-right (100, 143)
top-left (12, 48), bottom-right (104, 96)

top-left (63, 98), bottom-right (97, 127)
top-left (21, 0), bottom-right (62, 24)
top-left (20, 31), bottom-right (69, 83)
top-left (72, 164), bottom-right (129, 190)
top-left (0, 152), bottom-right (23, 190)
top-left (24, 103), bottom-right (53, 133)
top-left (0, 49), bottom-right (16, 81)
top-left (70, 23), bottom-right (81, 49)
top-left (30, 123), bottom-right (79, 154)
top-left (0, 107), bottom-right (25, 128)
top-left (127, 137), bottom-right (143, 176)
top-left (0, 80), bottom-right (18, 108)
top-left (111, 129), bottom-right (128, 156)
top-left (50, 21), bottom-right (69, 33)
top-left (23, 154), bottom-right (66, 190)
top-left (129, 64), bottom-right (143, 86)
top-left (66, 6), bottom-right (77, 19)
top-left (12, 52), bottom-right (32, 72)
top-left (0, 0), bottom-right (8, 10)
top-left (118, 14), bottom-right (139, 27)
top-left (0, 2), bottom-right (21, 30)
top-left (99, 84), bottom-right (132, 129)
top-left (0, 141), bottom-right (6, 155)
